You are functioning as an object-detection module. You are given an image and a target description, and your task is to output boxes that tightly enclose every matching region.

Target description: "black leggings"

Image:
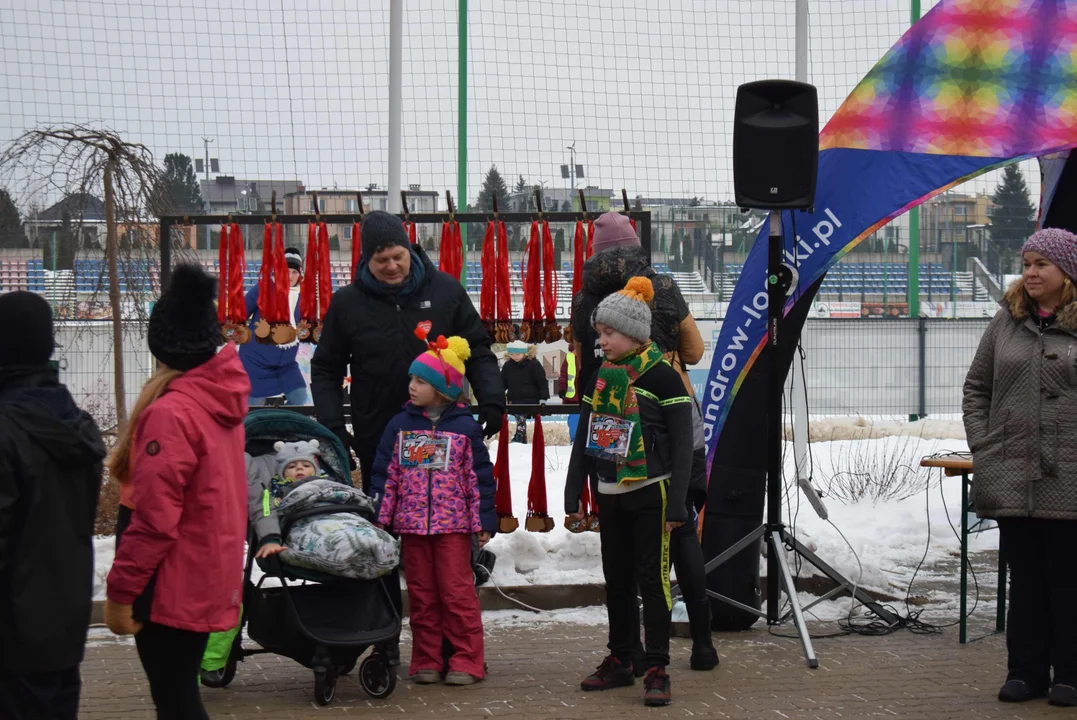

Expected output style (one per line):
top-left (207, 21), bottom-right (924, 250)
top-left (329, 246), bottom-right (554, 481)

top-left (135, 622), bottom-right (210, 720)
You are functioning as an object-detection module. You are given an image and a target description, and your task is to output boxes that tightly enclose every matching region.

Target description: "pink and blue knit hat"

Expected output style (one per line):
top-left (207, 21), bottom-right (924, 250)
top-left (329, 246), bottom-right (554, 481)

top-left (1023, 228), bottom-right (1077, 281)
top-left (409, 323), bottom-right (471, 399)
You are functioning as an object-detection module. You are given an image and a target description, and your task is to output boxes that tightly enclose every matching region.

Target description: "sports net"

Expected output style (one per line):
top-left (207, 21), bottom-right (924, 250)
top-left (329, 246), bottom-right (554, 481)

top-left (0, 0), bottom-right (1041, 421)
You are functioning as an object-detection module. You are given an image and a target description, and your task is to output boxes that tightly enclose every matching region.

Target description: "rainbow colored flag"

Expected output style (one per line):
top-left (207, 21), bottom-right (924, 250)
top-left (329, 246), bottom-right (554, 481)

top-left (702, 0), bottom-right (1077, 464)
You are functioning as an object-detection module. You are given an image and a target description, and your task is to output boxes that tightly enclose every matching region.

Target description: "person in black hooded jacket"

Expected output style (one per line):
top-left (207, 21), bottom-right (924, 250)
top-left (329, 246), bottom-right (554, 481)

top-left (0, 291), bottom-right (105, 720)
top-left (312, 211), bottom-right (505, 491)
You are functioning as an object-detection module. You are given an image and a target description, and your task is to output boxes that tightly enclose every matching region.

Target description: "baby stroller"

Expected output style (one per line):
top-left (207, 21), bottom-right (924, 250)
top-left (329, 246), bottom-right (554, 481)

top-left (202, 409), bottom-right (400, 705)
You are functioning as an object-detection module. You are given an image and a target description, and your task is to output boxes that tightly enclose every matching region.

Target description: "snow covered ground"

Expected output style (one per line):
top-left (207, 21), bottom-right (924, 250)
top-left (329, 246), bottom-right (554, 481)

top-left (93, 423), bottom-right (996, 625)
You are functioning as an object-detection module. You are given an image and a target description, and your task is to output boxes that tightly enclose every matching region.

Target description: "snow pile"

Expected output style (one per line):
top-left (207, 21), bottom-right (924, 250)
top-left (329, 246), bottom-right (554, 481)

top-left (792, 416), bottom-right (966, 443)
top-left (92, 432), bottom-right (995, 623)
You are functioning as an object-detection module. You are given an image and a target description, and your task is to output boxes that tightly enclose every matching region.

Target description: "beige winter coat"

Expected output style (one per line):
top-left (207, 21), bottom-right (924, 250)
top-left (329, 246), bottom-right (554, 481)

top-left (963, 279), bottom-right (1077, 520)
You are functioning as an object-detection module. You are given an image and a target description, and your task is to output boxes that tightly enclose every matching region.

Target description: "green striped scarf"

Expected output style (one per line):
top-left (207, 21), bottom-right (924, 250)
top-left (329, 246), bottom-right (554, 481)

top-left (590, 342), bottom-right (666, 484)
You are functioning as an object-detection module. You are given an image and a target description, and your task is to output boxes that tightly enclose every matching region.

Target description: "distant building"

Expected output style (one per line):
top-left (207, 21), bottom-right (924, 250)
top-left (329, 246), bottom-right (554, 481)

top-left (283, 186), bottom-right (439, 249)
top-left (199, 177), bottom-right (306, 216)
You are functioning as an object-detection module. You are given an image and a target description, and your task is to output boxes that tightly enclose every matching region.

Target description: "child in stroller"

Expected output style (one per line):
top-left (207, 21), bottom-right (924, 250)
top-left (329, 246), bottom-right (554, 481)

top-left (246, 439), bottom-right (399, 579)
top-left (199, 411), bottom-right (402, 706)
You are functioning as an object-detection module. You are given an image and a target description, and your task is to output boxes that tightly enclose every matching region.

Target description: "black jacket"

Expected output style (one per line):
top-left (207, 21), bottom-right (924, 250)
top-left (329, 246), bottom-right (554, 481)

top-left (570, 246), bottom-right (691, 388)
top-left (564, 358), bottom-right (694, 524)
top-left (501, 357), bottom-right (549, 405)
top-left (0, 367), bottom-right (105, 673)
top-left (311, 246), bottom-right (504, 452)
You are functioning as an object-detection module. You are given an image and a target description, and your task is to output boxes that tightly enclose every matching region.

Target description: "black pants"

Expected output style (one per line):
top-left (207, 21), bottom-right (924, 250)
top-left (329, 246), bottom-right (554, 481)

top-left (134, 622), bottom-right (210, 720)
top-left (998, 517), bottom-right (1077, 689)
top-left (0, 667), bottom-right (80, 720)
top-left (670, 516), bottom-right (713, 646)
top-left (598, 482), bottom-right (672, 669)
top-left (512, 415), bottom-right (528, 443)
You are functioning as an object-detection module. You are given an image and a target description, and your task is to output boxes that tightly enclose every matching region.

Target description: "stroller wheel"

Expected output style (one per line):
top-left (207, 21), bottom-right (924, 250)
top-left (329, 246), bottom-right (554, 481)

top-left (200, 659), bottom-right (237, 689)
top-left (359, 656), bottom-right (398, 699)
top-left (314, 668), bottom-right (337, 706)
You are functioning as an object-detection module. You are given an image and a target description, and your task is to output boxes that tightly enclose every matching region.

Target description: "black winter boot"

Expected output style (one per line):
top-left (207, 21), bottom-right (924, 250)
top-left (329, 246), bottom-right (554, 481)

top-left (688, 601), bottom-right (719, 670)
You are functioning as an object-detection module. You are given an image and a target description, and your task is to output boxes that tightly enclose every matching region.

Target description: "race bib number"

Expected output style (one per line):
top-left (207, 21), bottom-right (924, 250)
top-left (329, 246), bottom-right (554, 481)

top-left (398, 431), bottom-right (451, 470)
top-left (586, 414), bottom-right (635, 461)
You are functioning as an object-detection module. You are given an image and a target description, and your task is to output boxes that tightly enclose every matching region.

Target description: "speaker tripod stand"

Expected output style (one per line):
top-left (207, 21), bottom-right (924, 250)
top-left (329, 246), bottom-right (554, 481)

top-left (702, 212), bottom-right (899, 668)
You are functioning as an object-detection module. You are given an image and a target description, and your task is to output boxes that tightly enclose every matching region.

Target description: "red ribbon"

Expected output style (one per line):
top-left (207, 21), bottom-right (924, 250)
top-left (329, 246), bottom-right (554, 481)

top-left (351, 221), bottom-right (362, 282)
top-left (226, 223), bottom-right (245, 323)
top-left (571, 220), bottom-right (585, 298)
top-left (479, 221), bottom-right (496, 324)
top-left (438, 220), bottom-right (463, 280)
top-left (217, 224), bottom-right (230, 324)
top-left (263, 223), bottom-right (289, 324)
top-left (494, 414), bottom-right (513, 518)
top-left (404, 221), bottom-right (417, 245)
top-left (527, 415), bottom-right (548, 517)
top-left (257, 224), bottom-right (277, 322)
top-left (540, 220), bottom-right (558, 323)
top-left (586, 220), bottom-right (595, 259)
top-left (521, 221), bottom-right (542, 326)
top-left (301, 222), bottom-right (334, 325)
top-left (580, 469), bottom-right (594, 517)
top-left (318, 222), bottom-right (332, 317)
top-left (494, 220), bottom-right (511, 324)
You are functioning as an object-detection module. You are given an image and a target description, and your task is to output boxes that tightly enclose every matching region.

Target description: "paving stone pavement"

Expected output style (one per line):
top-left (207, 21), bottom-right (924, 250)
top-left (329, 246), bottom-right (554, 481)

top-left (77, 619), bottom-right (1077, 720)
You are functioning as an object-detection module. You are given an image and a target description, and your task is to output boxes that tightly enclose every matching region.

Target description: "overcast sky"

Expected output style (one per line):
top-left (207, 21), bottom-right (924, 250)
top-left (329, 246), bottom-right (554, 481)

top-left (0, 0), bottom-right (1038, 210)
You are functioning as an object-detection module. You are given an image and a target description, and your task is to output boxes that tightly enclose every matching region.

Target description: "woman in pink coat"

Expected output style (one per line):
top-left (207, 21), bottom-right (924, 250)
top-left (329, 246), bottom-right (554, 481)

top-left (105, 265), bottom-right (250, 720)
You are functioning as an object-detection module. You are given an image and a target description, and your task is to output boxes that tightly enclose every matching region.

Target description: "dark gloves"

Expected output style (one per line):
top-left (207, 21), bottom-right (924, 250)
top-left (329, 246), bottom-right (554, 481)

top-left (478, 405), bottom-right (505, 439)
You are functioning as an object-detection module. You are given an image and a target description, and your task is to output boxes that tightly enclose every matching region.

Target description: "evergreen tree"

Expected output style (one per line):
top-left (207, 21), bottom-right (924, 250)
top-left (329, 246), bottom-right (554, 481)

top-left (160, 153), bottom-right (204, 214)
top-left (669, 229), bottom-right (682, 269)
top-left (44, 208), bottom-right (77, 270)
top-left (988, 164), bottom-right (1036, 271)
top-left (0, 188), bottom-right (25, 248)
top-left (476, 165), bottom-right (511, 214)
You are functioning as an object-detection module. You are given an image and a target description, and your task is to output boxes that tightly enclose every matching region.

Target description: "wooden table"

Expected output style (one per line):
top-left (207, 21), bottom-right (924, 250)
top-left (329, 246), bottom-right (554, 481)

top-left (920, 453), bottom-right (1006, 643)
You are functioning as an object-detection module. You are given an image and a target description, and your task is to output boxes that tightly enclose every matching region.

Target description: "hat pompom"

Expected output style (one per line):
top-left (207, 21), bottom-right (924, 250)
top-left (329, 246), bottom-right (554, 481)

top-left (623, 276), bottom-right (654, 304)
top-left (309, 439), bottom-right (320, 450)
top-left (445, 335), bottom-right (471, 363)
top-left (274, 441), bottom-right (285, 451)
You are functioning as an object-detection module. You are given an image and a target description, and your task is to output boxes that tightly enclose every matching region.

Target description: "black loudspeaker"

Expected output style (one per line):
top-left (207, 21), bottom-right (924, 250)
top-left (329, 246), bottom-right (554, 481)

top-left (733, 80), bottom-right (819, 210)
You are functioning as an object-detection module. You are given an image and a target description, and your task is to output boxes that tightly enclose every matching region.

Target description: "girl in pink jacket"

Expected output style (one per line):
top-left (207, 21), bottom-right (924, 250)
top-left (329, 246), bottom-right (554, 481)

top-left (370, 328), bottom-right (496, 686)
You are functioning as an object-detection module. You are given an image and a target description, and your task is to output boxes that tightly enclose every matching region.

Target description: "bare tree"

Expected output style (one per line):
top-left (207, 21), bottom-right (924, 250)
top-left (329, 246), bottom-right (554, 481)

top-left (0, 125), bottom-right (169, 428)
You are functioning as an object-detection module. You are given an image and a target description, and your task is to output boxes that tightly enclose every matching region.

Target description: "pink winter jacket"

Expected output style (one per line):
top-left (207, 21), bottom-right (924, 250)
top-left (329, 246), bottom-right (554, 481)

top-left (371, 404), bottom-right (492, 535)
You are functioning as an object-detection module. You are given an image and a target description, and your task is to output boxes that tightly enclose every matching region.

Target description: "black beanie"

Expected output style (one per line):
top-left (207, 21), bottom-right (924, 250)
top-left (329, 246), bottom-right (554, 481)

top-left (148, 264), bottom-right (220, 371)
top-left (361, 210), bottom-right (410, 259)
top-left (284, 246), bottom-right (303, 272)
top-left (0, 291), bottom-right (54, 367)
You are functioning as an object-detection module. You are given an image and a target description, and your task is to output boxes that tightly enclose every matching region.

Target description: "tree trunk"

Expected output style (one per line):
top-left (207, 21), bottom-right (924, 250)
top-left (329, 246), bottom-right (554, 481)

top-left (104, 159), bottom-right (127, 427)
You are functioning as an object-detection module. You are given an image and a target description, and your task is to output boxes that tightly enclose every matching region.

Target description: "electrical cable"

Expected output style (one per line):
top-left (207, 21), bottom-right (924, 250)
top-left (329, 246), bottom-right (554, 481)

top-left (474, 555), bottom-right (543, 614)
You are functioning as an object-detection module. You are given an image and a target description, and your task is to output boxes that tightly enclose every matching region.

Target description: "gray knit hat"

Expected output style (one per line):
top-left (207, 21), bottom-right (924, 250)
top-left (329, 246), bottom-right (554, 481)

top-left (591, 276), bottom-right (655, 343)
top-left (273, 439), bottom-right (321, 478)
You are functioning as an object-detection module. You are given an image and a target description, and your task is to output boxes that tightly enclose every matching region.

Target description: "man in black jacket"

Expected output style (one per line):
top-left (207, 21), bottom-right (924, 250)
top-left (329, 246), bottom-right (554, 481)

top-left (0, 291), bottom-right (106, 720)
top-left (312, 211), bottom-right (505, 491)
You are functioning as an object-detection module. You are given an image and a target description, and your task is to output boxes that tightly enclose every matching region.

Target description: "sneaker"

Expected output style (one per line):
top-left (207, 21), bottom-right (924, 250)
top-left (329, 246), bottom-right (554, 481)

top-left (998, 679), bottom-right (1048, 703)
top-left (690, 645), bottom-right (720, 671)
top-left (1050, 684), bottom-right (1077, 707)
top-left (412, 669), bottom-right (442, 684)
top-left (444, 671), bottom-right (481, 686)
top-left (581, 655), bottom-right (635, 691)
top-left (643, 667), bottom-right (671, 707)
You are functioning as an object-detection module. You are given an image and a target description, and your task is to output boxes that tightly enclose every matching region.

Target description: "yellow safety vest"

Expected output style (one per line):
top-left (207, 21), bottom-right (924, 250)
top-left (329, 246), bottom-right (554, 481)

top-left (565, 352), bottom-right (578, 400)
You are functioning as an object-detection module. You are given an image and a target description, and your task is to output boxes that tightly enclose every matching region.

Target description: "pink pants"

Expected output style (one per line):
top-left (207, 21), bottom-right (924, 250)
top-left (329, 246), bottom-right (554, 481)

top-left (401, 533), bottom-right (485, 678)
